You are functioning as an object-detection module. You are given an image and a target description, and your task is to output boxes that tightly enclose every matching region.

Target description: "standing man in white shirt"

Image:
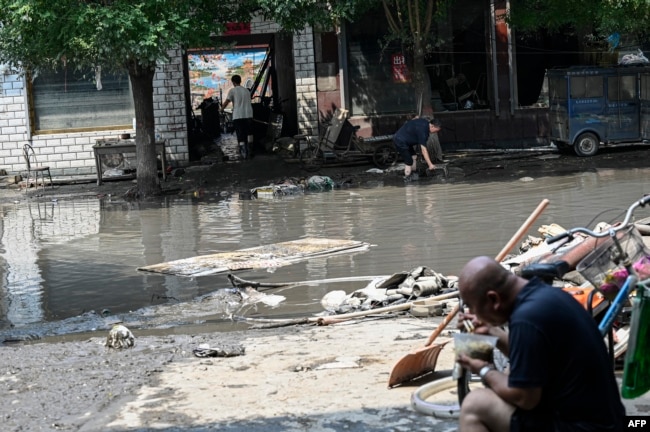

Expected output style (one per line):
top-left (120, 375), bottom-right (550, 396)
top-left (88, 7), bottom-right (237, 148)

top-left (222, 74), bottom-right (254, 159)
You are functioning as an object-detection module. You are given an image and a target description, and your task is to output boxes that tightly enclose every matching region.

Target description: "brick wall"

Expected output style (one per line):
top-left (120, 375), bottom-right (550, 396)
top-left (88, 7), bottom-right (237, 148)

top-left (251, 18), bottom-right (319, 135)
top-left (0, 52), bottom-right (188, 179)
top-left (293, 28), bottom-right (319, 135)
top-left (153, 48), bottom-right (188, 166)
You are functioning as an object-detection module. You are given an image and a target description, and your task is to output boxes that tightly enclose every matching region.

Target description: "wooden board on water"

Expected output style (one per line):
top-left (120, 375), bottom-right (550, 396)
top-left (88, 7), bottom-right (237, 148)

top-left (137, 238), bottom-right (371, 277)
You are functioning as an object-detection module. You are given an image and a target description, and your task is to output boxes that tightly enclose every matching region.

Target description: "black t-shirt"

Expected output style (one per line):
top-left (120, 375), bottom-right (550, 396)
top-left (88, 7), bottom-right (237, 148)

top-left (394, 118), bottom-right (429, 146)
top-left (508, 278), bottom-right (626, 431)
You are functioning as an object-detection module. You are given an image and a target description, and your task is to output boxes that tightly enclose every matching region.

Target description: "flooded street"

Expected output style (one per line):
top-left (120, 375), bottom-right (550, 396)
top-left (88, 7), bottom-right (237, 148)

top-left (2, 164), bottom-right (650, 340)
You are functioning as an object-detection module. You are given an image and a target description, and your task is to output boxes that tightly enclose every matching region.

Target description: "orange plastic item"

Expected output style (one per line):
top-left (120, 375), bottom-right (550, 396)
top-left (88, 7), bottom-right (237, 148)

top-left (562, 285), bottom-right (606, 312)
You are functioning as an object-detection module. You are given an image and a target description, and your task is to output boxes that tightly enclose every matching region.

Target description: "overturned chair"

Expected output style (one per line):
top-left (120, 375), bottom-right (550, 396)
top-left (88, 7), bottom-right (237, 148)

top-left (22, 143), bottom-right (53, 189)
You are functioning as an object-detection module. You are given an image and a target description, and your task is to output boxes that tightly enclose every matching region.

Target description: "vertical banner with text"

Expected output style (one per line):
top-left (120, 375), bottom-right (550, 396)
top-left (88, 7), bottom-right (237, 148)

top-left (392, 54), bottom-right (409, 83)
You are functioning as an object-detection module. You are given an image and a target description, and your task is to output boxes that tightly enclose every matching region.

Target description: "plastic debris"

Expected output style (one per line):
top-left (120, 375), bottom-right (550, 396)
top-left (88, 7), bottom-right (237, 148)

top-left (193, 343), bottom-right (245, 358)
top-left (105, 324), bottom-right (135, 349)
top-left (307, 175), bottom-right (334, 191)
top-left (251, 183), bottom-right (303, 199)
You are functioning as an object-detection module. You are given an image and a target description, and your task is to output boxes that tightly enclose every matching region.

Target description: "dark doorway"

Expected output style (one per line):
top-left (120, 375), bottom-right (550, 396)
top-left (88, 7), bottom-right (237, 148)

top-left (184, 33), bottom-right (297, 160)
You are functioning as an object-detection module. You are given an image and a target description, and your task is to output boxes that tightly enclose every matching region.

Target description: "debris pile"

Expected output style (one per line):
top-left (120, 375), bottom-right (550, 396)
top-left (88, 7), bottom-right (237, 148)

top-left (320, 266), bottom-right (457, 314)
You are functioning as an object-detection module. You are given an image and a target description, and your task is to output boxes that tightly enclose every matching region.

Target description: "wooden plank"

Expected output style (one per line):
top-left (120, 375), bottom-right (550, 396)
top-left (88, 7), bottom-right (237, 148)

top-left (137, 238), bottom-right (371, 277)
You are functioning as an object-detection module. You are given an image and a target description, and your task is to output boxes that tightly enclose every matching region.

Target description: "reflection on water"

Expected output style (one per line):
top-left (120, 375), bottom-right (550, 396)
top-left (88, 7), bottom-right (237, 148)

top-left (2, 167), bottom-right (650, 337)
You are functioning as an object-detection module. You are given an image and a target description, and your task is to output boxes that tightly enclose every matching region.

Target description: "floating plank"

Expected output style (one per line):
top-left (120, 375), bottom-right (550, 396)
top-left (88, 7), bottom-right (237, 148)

top-left (138, 238), bottom-right (371, 277)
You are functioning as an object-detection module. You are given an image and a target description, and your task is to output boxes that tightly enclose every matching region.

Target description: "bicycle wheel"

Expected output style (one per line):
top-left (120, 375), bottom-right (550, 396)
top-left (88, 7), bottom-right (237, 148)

top-left (372, 142), bottom-right (397, 169)
top-left (300, 143), bottom-right (324, 172)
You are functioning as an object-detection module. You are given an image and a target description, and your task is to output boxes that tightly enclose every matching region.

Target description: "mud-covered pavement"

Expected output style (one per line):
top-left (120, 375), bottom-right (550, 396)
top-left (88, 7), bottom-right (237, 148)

top-left (0, 317), bottom-right (463, 432)
top-left (3, 145), bottom-right (650, 431)
top-left (3, 315), bottom-right (649, 432)
top-left (8, 143), bottom-right (650, 205)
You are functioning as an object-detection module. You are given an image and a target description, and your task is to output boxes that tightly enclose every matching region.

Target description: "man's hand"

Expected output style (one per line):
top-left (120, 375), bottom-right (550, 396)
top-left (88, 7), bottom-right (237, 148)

top-left (456, 353), bottom-right (490, 375)
top-left (457, 311), bottom-right (491, 335)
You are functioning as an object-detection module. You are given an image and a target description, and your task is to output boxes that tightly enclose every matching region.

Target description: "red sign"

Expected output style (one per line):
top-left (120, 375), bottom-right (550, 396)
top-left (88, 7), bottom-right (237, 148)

top-left (392, 54), bottom-right (409, 83)
top-left (224, 22), bottom-right (251, 36)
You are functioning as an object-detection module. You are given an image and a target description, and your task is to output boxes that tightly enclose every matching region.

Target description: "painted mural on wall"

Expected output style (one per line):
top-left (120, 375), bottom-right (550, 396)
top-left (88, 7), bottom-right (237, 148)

top-left (188, 48), bottom-right (268, 109)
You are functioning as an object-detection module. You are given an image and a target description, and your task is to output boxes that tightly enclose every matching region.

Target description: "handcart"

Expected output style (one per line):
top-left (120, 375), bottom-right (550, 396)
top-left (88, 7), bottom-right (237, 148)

top-left (295, 108), bottom-right (397, 172)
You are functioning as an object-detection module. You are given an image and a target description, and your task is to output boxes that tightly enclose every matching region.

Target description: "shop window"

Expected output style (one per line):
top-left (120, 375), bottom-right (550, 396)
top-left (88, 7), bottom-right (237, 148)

top-left (345, 0), bottom-right (488, 116)
top-left (346, 10), bottom-right (416, 116)
top-left (515, 32), bottom-right (580, 106)
top-left (30, 68), bottom-right (133, 133)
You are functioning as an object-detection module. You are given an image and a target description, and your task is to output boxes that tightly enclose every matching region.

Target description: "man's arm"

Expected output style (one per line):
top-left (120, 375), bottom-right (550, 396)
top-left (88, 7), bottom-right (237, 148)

top-left (457, 354), bottom-right (542, 410)
top-left (221, 99), bottom-right (231, 110)
top-left (419, 144), bottom-right (435, 170)
top-left (480, 368), bottom-right (542, 410)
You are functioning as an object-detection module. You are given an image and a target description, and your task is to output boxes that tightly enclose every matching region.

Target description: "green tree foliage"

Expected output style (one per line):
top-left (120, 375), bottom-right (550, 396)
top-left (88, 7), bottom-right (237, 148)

top-left (508, 0), bottom-right (650, 37)
top-left (255, 0), bottom-right (374, 31)
top-left (0, 0), bottom-right (251, 198)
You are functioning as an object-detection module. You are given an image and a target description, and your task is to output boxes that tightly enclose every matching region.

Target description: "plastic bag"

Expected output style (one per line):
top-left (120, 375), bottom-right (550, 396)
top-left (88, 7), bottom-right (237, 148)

top-left (307, 175), bottom-right (334, 191)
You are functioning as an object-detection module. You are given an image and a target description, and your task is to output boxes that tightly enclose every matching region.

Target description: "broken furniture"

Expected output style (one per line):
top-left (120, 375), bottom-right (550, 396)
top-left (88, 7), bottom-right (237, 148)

top-left (93, 138), bottom-right (167, 186)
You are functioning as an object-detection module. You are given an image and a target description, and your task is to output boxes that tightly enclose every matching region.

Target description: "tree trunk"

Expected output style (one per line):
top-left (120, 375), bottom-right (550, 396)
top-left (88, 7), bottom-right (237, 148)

top-left (128, 62), bottom-right (160, 198)
top-left (412, 39), bottom-right (433, 116)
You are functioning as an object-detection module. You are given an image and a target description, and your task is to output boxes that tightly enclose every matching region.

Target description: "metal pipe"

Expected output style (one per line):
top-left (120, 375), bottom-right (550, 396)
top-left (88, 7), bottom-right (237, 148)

top-left (490, 0), bottom-right (500, 116)
top-left (337, 24), bottom-right (349, 110)
top-left (507, 0), bottom-right (516, 115)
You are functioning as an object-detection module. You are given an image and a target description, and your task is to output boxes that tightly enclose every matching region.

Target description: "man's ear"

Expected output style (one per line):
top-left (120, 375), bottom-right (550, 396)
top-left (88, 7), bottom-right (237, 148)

top-left (486, 290), bottom-right (500, 310)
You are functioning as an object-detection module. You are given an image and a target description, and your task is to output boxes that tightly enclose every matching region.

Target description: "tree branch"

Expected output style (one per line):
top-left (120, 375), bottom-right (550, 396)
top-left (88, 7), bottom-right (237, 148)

top-left (423, 0), bottom-right (434, 36)
top-left (383, 1), bottom-right (400, 33)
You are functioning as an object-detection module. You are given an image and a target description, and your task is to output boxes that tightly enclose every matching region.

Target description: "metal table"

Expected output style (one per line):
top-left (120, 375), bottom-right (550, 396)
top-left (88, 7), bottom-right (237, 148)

top-left (93, 139), bottom-right (167, 186)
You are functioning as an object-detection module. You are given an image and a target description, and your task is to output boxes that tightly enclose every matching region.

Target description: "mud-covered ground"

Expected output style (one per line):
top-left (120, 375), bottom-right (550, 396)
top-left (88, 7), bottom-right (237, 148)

top-left (3, 144), bottom-right (650, 431)
top-left (11, 143), bottom-right (650, 205)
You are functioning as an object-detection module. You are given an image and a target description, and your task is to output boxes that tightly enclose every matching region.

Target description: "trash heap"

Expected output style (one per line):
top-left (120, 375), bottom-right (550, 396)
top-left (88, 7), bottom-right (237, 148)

top-left (320, 266), bottom-right (458, 316)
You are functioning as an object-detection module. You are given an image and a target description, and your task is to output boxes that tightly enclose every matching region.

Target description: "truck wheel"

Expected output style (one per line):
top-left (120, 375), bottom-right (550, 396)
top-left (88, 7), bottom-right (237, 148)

top-left (574, 132), bottom-right (600, 157)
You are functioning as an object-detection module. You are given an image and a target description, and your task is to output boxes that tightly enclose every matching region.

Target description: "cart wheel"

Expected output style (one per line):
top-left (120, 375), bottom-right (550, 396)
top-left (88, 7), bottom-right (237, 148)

top-left (300, 144), bottom-right (324, 172)
top-left (372, 143), bottom-right (397, 169)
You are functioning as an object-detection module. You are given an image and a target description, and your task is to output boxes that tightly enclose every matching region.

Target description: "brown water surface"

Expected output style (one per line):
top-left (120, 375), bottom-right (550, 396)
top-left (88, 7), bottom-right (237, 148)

top-left (2, 166), bottom-right (649, 339)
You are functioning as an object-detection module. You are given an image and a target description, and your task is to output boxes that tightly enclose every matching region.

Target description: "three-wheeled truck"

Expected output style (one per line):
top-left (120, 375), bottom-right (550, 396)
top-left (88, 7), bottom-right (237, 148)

top-left (548, 65), bottom-right (650, 156)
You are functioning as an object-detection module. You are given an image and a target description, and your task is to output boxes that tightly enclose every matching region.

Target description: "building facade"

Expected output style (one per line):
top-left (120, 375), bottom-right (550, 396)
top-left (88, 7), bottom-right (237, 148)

top-left (1, 2), bottom-right (594, 180)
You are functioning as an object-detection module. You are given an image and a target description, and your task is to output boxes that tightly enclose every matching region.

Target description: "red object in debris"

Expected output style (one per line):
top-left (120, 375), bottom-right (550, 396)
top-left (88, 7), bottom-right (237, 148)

top-left (166, 166), bottom-right (173, 174)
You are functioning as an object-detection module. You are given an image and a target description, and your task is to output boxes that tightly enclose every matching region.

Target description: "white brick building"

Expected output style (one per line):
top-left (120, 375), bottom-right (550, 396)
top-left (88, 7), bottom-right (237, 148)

top-left (0, 16), bottom-right (319, 180)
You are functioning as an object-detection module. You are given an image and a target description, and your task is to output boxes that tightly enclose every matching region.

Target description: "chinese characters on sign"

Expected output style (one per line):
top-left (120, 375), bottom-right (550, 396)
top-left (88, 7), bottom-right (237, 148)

top-left (225, 22), bottom-right (251, 36)
top-left (392, 54), bottom-right (409, 83)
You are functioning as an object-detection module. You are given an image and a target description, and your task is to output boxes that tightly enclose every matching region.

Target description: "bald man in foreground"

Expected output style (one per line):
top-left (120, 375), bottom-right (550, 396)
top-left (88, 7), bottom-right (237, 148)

top-left (455, 256), bottom-right (625, 432)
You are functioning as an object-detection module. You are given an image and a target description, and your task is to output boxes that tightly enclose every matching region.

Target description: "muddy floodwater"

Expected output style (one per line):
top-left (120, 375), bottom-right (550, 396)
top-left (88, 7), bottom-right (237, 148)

top-left (2, 165), bottom-right (650, 340)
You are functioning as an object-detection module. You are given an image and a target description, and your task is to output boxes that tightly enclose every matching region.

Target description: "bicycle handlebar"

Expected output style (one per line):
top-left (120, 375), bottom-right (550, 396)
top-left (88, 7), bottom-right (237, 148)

top-left (547, 195), bottom-right (650, 244)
